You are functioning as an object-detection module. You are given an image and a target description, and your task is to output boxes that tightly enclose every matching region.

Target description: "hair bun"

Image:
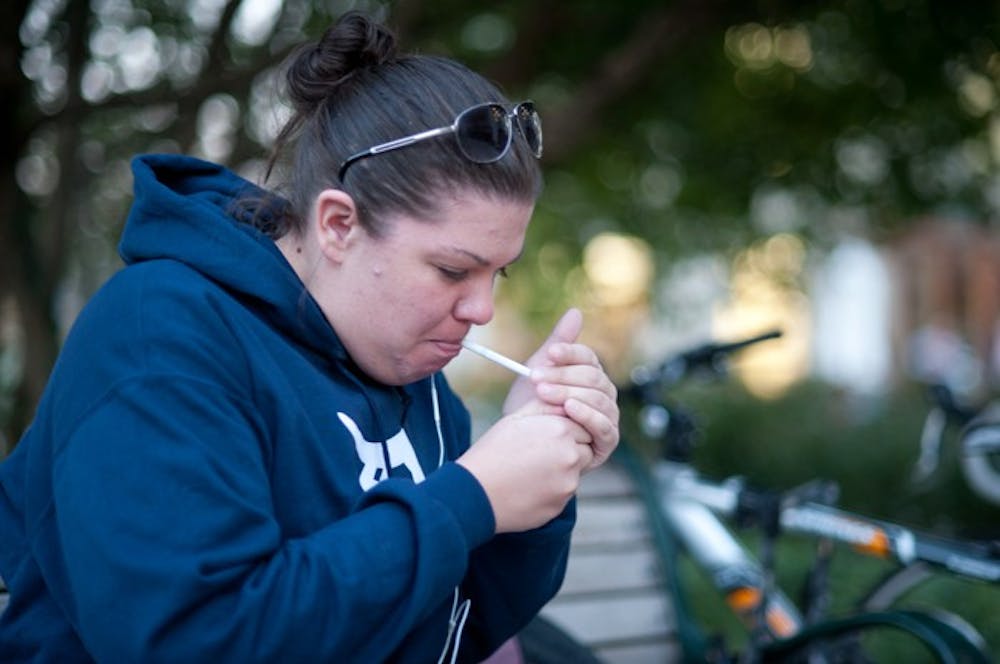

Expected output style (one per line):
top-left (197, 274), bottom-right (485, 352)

top-left (285, 11), bottom-right (398, 111)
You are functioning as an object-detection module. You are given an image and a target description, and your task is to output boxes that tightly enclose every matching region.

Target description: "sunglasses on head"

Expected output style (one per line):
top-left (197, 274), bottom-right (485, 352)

top-left (337, 101), bottom-right (543, 181)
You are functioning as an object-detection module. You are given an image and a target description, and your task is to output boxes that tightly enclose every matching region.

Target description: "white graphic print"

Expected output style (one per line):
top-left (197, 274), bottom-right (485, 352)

top-left (337, 412), bottom-right (426, 490)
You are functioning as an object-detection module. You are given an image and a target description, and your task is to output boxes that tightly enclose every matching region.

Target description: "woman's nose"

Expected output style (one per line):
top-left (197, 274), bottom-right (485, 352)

top-left (454, 281), bottom-right (495, 325)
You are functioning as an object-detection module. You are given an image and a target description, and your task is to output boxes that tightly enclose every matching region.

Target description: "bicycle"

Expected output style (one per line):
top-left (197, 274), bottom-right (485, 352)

top-left (615, 330), bottom-right (1000, 662)
top-left (911, 381), bottom-right (1000, 509)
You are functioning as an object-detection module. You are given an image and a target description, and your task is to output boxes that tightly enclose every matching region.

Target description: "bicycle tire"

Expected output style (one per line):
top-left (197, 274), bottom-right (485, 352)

top-left (961, 409), bottom-right (1000, 507)
top-left (517, 615), bottom-right (605, 664)
top-left (759, 608), bottom-right (993, 663)
top-left (860, 562), bottom-right (935, 611)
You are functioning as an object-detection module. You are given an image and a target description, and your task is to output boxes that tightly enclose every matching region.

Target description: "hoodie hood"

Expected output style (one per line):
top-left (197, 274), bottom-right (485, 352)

top-left (119, 153), bottom-right (344, 362)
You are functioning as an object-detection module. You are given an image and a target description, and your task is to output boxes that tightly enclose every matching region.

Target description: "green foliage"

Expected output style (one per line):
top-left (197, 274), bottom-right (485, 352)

top-left (679, 379), bottom-right (998, 536)
top-left (5, 0), bottom-right (1000, 441)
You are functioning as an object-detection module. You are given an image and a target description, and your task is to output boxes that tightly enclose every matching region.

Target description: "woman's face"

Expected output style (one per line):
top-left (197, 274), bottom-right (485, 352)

top-left (315, 189), bottom-right (533, 385)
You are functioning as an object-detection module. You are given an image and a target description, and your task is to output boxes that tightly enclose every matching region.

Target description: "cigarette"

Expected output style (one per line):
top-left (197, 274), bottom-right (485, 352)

top-left (461, 340), bottom-right (532, 377)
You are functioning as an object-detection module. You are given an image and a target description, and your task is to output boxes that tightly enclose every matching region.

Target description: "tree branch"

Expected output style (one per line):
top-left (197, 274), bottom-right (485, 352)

top-left (27, 41), bottom-right (298, 140)
top-left (543, 0), bottom-right (737, 163)
top-left (176, 0), bottom-right (246, 150)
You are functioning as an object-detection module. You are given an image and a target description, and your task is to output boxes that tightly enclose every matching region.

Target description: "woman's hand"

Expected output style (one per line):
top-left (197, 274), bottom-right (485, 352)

top-left (457, 409), bottom-right (593, 533)
top-left (502, 308), bottom-right (620, 472)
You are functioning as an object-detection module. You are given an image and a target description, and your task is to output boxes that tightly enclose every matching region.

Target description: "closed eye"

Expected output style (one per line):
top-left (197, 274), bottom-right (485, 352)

top-left (436, 265), bottom-right (509, 283)
top-left (437, 266), bottom-right (467, 281)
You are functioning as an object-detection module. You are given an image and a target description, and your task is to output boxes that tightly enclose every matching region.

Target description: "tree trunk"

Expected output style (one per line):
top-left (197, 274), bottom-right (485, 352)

top-left (0, 0), bottom-right (54, 453)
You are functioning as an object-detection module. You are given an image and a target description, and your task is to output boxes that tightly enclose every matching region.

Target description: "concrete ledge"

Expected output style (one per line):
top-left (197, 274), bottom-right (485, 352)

top-left (541, 463), bottom-right (678, 663)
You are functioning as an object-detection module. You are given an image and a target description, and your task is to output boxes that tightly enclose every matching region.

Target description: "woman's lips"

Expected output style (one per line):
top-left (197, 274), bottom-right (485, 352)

top-left (431, 339), bottom-right (464, 358)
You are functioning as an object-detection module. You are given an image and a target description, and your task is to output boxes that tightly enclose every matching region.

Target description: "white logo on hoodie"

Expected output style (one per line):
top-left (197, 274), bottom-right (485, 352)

top-left (337, 412), bottom-right (426, 490)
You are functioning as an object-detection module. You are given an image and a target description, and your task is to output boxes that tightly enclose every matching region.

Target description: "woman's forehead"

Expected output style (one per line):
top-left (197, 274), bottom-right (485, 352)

top-left (383, 189), bottom-right (534, 232)
top-left (378, 195), bottom-right (531, 260)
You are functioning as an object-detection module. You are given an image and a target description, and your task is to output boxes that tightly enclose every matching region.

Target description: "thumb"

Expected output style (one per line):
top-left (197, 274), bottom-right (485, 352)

top-left (527, 308), bottom-right (582, 367)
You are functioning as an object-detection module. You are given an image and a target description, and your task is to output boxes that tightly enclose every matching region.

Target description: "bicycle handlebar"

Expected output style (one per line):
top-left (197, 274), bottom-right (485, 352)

top-left (629, 329), bottom-right (783, 391)
top-left (623, 329), bottom-right (783, 460)
top-left (673, 329), bottom-right (784, 368)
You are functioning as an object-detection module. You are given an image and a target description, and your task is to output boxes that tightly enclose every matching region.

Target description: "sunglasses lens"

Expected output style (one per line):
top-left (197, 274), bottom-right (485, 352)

top-left (456, 104), bottom-right (511, 163)
top-left (515, 102), bottom-right (543, 158)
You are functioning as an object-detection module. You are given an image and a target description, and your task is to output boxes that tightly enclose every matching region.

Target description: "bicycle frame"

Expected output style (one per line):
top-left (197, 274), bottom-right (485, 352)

top-left (660, 462), bottom-right (1000, 585)
top-left (620, 439), bottom-right (999, 662)
top-left (652, 460), bottom-right (804, 642)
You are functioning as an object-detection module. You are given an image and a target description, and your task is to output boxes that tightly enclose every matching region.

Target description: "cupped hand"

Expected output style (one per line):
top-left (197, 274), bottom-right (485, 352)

top-left (502, 308), bottom-right (620, 472)
top-left (501, 308), bottom-right (583, 416)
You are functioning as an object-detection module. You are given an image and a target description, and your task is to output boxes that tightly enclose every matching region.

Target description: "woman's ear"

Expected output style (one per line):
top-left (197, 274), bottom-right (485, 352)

top-left (312, 188), bottom-right (360, 262)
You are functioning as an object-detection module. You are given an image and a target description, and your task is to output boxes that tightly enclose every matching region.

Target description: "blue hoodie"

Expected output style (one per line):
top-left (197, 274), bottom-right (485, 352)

top-left (0, 154), bottom-right (574, 663)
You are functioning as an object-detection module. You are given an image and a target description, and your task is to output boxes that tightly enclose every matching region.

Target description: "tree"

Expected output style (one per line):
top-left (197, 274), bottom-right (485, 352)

top-left (2, 0), bottom-right (998, 450)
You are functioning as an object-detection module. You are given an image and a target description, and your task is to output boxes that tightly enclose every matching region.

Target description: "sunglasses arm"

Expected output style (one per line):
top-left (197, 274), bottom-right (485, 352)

top-left (367, 126), bottom-right (455, 156)
top-left (338, 125), bottom-right (456, 181)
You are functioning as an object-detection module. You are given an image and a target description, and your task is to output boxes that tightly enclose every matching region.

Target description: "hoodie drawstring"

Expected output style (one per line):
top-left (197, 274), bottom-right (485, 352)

top-left (432, 376), bottom-right (472, 664)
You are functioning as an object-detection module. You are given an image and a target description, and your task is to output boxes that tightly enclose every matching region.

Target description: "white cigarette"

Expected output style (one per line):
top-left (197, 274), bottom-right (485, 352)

top-left (461, 340), bottom-right (532, 377)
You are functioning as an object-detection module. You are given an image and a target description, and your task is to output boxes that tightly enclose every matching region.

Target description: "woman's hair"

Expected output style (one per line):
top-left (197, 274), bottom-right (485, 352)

top-left (259, 11), bottom-right (542, 238)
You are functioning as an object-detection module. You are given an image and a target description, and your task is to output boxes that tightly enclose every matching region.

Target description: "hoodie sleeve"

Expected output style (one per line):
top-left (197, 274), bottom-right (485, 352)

top-left (49, 375), bottom-right (495, 663)
top-left (456, 500), bottom-right (576, 661)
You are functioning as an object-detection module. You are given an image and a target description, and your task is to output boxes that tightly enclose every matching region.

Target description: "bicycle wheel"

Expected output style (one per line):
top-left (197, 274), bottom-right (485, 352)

top-left (860, 562), bottom-right (935, 611)
top-left (760, 609), bottom-right (992, 663)
top-left (517, 615), bottom-right (605, 664)
top-left (960, 405), bottom-right (1000, 507)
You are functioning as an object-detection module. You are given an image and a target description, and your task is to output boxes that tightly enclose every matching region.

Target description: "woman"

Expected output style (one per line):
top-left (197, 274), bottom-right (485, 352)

top-left (0, 11), bottom-right (618, 663)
